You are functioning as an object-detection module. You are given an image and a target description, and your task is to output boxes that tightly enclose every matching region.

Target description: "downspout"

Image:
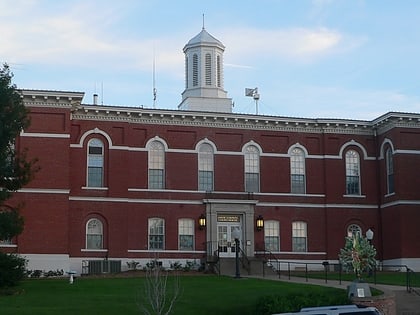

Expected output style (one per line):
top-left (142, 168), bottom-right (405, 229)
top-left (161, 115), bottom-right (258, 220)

top-left (373, 128), bottom-right (384, 261)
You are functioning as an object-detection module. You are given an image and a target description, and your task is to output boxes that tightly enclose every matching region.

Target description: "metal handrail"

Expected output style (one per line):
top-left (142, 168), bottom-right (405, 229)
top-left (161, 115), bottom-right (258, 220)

top-left (260, 250), bottom-right (416, 292)
top-left (238, 246), bottom-right (250, 274)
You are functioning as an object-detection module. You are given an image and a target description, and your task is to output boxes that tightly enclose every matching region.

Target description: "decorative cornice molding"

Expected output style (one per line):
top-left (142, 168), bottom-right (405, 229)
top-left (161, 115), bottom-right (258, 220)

top-left (71, 105), bottom-right (378, 135)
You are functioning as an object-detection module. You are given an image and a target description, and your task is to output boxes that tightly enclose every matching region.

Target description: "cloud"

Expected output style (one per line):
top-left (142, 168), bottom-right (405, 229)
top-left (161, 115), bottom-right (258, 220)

top-left (219, 26), bottom-right (363, 64)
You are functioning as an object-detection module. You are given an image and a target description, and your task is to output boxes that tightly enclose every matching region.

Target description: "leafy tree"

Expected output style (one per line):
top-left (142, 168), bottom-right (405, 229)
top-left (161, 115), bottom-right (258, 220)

top-left (0, 63), bottom-right (38, 289)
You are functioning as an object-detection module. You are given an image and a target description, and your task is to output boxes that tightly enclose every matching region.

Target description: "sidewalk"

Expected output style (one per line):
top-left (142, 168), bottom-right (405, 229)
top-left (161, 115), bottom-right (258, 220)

top-left (246, 274), bottom-right (420, 315)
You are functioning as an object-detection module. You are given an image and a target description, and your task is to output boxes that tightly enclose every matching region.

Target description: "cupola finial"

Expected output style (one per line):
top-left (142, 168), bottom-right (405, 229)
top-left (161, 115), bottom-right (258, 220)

top-left (202, 13), bottom-right (205, 30)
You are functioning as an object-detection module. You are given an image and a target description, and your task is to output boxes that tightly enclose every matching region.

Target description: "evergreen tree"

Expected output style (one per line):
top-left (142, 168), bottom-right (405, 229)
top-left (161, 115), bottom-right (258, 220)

top-left (0, 63), bottom-right (38, 290)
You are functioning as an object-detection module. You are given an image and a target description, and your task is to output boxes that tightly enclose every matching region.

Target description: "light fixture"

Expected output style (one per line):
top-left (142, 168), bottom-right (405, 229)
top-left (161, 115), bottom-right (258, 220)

top-left (198, 214), bottom-right (206, 230)
top-left (366, 228), bottom-right (374, 241)
top-left (256, 215), bottom-right (264, 231)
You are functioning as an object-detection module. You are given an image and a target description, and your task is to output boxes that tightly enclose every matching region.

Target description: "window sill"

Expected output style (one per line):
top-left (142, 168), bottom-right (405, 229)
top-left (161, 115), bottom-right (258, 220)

top-left (82, 186), bottom-right (109, 190)
top-left (81, 249), bottom-right (109, 252)
top-left (343, 194), bottom-right (366, 198)
top-left (384, 192), bottom-right (395, 198)
top-left (0, 244), bottom-right (17, 248)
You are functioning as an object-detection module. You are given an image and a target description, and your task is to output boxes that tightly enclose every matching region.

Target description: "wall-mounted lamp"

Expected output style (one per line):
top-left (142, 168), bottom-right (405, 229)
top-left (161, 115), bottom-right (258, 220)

top-left (256, 215), bottom-right (264, 231)
top-left (366, 228), bottom-right (374, 241)
top-left (198, 214), bottom-right (206, 230)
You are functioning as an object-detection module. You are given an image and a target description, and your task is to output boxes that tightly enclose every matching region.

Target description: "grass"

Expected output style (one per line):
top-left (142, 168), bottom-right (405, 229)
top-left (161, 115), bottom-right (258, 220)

top-left (0, 275), bottom-right (349, 315)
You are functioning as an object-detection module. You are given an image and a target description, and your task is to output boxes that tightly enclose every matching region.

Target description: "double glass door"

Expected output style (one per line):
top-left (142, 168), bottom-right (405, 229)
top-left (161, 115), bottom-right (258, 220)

top-left (217, 223), bottom-right (242, 257)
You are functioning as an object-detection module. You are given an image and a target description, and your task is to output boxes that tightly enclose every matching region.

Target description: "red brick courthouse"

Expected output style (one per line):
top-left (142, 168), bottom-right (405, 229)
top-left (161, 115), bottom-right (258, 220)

top-left (3, 28), bottom-right (420, 274)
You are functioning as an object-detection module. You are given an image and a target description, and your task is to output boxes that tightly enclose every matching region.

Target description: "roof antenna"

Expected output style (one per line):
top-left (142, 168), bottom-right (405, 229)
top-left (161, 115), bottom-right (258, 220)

top-left (202, 13), bottom-right (205, 30)
top-left (153, 47), bottom-right (157, 108)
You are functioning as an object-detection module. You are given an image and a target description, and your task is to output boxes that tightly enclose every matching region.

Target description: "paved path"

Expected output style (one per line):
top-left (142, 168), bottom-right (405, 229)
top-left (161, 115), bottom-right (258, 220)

top-left (246, 274), bottom-right (420, 315)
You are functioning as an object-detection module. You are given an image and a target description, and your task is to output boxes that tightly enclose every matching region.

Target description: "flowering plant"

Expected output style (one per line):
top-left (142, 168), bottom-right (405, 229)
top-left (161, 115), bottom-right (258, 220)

top-left (339, 233), bottom-right (377, 280)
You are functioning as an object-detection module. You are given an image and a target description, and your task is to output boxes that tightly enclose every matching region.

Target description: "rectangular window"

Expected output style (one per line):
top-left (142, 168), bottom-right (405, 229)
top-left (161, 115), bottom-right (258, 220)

top-left (346, 176), bottom-right (360, 195)
top-left (87, 166), bottom-right (103, 187)
top-left (264, 221), bottom-right (279, 252)
top-left (199, 170), bottom-right (213, 191)
top-left (178, 219), bottom-right (194, 251)
top-left (149, 218), bottom-right (164, 250)
top-left (149, 169), bottom-right (164, 189)
top-left (245, 173), bottom-right (259, 193)
top-left (292, 221), bottom-right (307, 252)
top-left (291, 174), bottom-right (305, 194)
top-left (86, 235), bottom-right (103, 249)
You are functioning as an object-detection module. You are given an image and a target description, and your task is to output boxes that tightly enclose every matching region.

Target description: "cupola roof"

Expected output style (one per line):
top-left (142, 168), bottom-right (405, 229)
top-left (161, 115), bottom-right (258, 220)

top-left (184, 28), bottom-right (225, 51)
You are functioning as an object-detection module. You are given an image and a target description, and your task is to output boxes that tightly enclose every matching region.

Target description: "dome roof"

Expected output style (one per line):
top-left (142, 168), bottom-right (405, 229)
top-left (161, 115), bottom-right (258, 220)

top-left (184, 28), bottom-right (225, 50)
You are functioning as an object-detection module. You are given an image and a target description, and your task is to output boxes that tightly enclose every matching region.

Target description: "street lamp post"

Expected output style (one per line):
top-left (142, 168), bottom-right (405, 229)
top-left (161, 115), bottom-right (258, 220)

top-left (232, 228), bottom-right (241, 278)
top-left (366, 228), bottom-right (374, 277)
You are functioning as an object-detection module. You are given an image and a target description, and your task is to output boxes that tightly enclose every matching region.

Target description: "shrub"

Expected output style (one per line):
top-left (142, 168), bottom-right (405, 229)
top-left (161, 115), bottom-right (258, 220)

top-left (0, 252), bottom-right (26, 288)
top-left (255, 290), bottom-right (350, 315)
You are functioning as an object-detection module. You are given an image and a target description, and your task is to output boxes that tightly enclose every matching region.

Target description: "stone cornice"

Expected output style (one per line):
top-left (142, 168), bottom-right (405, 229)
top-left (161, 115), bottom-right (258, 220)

top-left (20, 89), bottom-right (85, 109)
top-left (71, 104), bottom-right (376, 135)
top-left (20, 89), bottom-right (420, 135)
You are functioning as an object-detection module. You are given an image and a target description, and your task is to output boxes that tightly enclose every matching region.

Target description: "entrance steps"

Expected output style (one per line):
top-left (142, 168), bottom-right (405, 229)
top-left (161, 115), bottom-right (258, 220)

top-left (217, 257), bottom-right (279, 277)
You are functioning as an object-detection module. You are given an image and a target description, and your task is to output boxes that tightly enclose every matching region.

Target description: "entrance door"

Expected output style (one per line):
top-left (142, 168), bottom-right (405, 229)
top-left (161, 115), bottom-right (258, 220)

top-left (217, 223), bottom-right (242, 258)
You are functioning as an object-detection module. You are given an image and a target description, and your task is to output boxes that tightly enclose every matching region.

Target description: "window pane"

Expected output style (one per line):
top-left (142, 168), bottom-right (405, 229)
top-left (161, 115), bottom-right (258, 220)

top-left (199, 170), bottom-right (213, 191)
top-left (291, 174), bottom-right (305, 194)
top-left (347, 224), bottom-right (361, 237)
top-left (88, 167), bottom-right (103, 187)
top-left (291, 148), bottom-right (305, 193)
top-left (86, 219), bottom-right (103, 249)
top-left (178, 219), bottom-right (194, 251)
top-left (179, 235), bottom-right (194, 250)
top-left (149, 218), bottom-right (164, 250)
top-left (292, 237), bottom-right (306, 252)
top-left (292, 222), bottom-right (307, 252)
top-left (245, 173), bottom-right (259, 192)
top-left (345, 150), bottom-right (360, 195)
top-left (87, 139), bottom-right (104, 187)
top-left (149, 141), bottom-right (165, 189)
top-left (149, 169), bottom-right (164, 189)
top-left (264, 221), bottom-right (279, 252)
top-left (198, 144), bottom-right (214, 191)
top-left (346, 176), bottom-right (359, 195)
top-left (87, 235), bottom-right (103, 249)
top-left (245, 145), bottom-right (260, 192)
top-left (386, 149), bottom-right (394, 194)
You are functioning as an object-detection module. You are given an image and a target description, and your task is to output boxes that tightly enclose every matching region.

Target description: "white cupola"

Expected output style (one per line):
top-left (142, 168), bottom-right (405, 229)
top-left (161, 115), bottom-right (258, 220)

top-left (178, 27), bottom-right (232, 113)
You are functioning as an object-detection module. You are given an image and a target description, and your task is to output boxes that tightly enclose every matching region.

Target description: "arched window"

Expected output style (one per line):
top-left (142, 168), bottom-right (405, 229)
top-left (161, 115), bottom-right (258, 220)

top-left (149, 218), bottom-right (164, 250)
top-left (216, 55), bottom-right (221, 88)
top-left (290, 147), bottom-right (306, 194)
top-left (148, 141), bottom-right (165, 189)
top-left (198, 143), bottom-right (214, 191)
top-left (178, 218), bottom-right (194, 251)
top-left (292, 221), bottom-right (307, 252)
top-left (386, 148), bottom-right (394, 194)
top-left (86, 218), bottom-right (103, 249)
top-left (205, 53), bottom-right (212, 85)
top-left (264, 220), bottom-right (280, 252)
top-left (345, 150), bottom-right (360, 195)
top-left (347, 224), bottom-right (362, 238)
top-left (244, 145), bottom-right (260, 192)
top-left (87, 139), bottom-right (104, 187)
top-left (192, 54), bottom-right (198, 87)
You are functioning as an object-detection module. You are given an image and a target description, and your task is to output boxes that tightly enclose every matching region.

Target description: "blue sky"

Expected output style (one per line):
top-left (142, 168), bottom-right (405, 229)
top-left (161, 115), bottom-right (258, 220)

top-left (2, 0), bottom-right (420, 120)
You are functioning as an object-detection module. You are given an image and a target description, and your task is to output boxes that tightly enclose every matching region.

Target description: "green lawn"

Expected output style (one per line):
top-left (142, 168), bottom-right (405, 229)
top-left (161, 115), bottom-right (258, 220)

top-left (0, 275), bottom-right (348, 315)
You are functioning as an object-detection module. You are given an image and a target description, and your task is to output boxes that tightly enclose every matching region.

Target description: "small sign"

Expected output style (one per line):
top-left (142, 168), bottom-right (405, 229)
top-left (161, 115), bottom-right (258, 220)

top-left (357, 288), bottom-right (365, 297)
top-left (217, 215), bottom-right (240, 222)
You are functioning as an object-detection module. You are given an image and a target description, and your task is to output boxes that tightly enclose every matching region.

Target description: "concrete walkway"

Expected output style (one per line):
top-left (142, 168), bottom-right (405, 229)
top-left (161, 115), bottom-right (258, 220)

top-left (245, 274), bottom-right (420, 315)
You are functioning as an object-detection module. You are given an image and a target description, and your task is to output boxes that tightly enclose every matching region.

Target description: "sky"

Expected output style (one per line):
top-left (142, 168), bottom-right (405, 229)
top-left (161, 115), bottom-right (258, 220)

top-left (2, 0), bottom-right (420, 121)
